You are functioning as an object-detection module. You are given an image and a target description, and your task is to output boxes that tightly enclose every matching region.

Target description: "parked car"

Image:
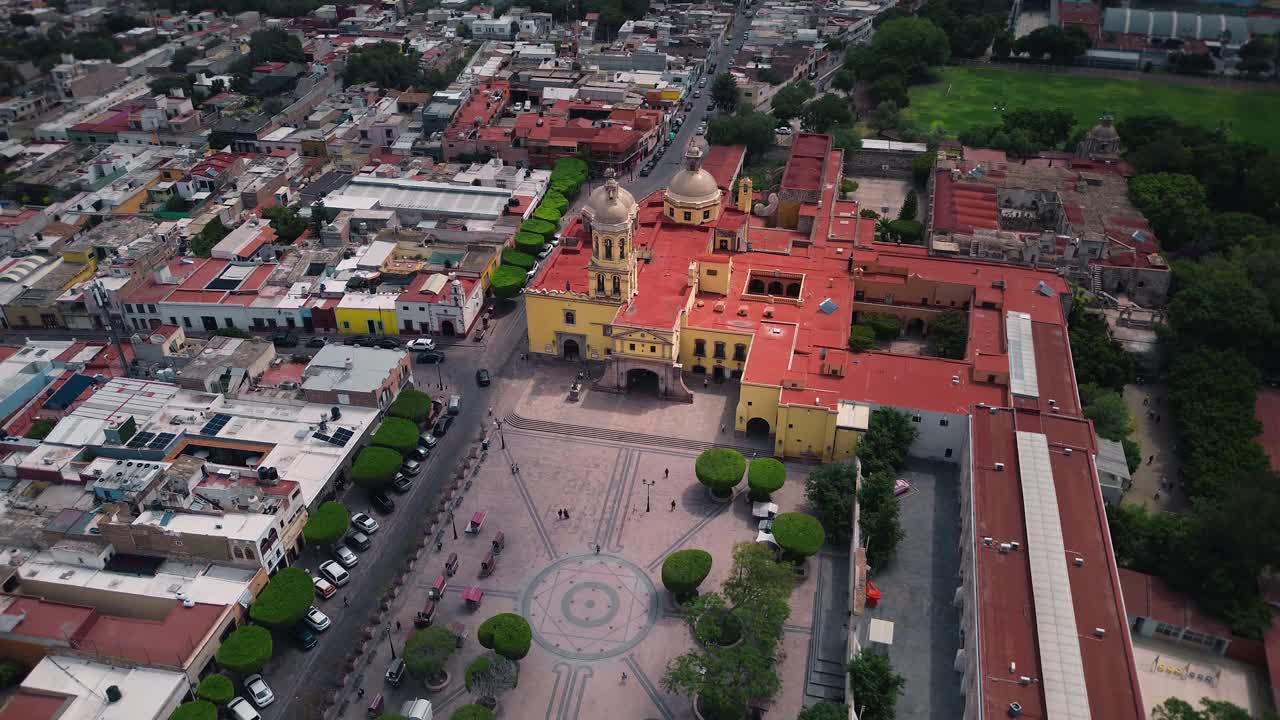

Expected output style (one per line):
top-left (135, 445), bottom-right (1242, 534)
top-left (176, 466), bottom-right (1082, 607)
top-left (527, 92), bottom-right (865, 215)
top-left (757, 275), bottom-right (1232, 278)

top-left (373, 338), bottom-right (399, 350)
top-left (406, 338), bottom-right (436, 351)
top-left (351, 512), bottom-right (380, 534)
top-left (312, 576), bottom-right (337, 599)
top-left (639, 166), bottom-right (652, 177)
top-left (370, 490), bottom-right (395, 514)
top-left (402, 458), bottom-right (422, 476)
top-left (271, 331), bottom-right (297, 348)
top-left (345, 530), bottom-right (372, 551)
top-left (391, 474), bottom-right (413, 493)
top-left (342, 336), bottom-right (363, 346)
top-left (228, 697), bottom-right (262, 720)
top-left (292, 623), bottom-right (318, 650)
top-left (355, 336), bottom-right (379, 347)
top-left (407, 447), bottom-right (427, 462)
top-left (304, 606), bottom-right (332, 632)
top-left (318, 560), bottom-right (349, 586)
top-left (331, 544), bottom-right (359, 568)
top-left (432, 416), bottom-right (453, 437)
top-left (306, 336), bottom-right (327, 348)
top-left (416, 351), bottom-right (445, 364)
top-left (775, 126), bottom-right (793, 135)
top-left (538, 246), bottom-right (554, 259)
top-left (693, 90), bottom-right (702, 98)
top-left (244, 674), bottom-right (275, 708)
top-left (385, 658), bottom-right (406, 687)
top-left (696, 123), bottom-right (707, 135)
top-left (418, 433), bottom-right (438, 449)
top-left (475, 369), bottom-right (491, 386)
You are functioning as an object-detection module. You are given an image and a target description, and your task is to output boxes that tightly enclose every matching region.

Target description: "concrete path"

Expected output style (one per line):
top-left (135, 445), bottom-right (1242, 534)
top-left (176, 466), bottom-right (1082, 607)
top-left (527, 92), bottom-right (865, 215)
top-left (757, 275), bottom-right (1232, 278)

top-left (1122, 383), bottom-right (1188, 513)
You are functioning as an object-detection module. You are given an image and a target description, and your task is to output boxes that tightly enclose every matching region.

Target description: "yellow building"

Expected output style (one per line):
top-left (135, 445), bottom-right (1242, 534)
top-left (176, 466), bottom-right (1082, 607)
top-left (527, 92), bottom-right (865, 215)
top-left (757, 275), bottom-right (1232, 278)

top-left (334, 294), bottom-right (399, 335)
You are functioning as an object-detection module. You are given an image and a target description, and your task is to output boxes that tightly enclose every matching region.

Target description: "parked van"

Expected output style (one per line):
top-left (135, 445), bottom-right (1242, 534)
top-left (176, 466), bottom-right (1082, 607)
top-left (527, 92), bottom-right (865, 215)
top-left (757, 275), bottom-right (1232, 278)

top-left (522, 100), bottom-right (531, 112)
top-left (401, 698), bottom-right (433, 720)
top-left (447, 395), bottom-right (461, 415)
top-left (228, 698), bottom-right (262, 720)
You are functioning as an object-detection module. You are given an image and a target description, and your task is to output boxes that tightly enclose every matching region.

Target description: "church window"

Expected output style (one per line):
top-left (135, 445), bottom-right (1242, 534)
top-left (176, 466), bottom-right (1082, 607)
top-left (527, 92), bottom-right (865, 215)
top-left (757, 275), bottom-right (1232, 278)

top-left (629, 343), bottom-right (636, 351)
top-left (618, 239), bottom-right (626, 259)
top-left (612, 275), bottom-right (621, 295)
top-left (695, 339), bottom-right (706, 356)
top-left (605, 238), bottom-right (613, 260)
top-left (596, 274), bottom-right (605, 294)
top-left (564, 310), bottom-right (576, 325)
top-left (650, 345), bottom-right (656, 353)
top-left (683, 211), bottom-right (692, 222)
top-left (713, 342), bottom-right (726, 359)
top-left (719, 238), bottom-right (728, 250)
top-left (702, 210), bottom-right (711, 220)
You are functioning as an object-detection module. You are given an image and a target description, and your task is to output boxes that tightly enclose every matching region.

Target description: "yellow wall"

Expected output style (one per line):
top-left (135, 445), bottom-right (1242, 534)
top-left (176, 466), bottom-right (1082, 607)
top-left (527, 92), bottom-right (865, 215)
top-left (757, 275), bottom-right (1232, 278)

top-left (735, 382), bottom-right (780, 433)
top-left (62, 260), bottom-right (97, 287)
top-left (526, 293), bottom-right (620, 358)
top-left (774, 403), bottom-right (840, 461)
top-left (113, 179), bottom-right (158, 215)
top-left (335, 307), bottom-right (399, 335)
top-left (613, 327), bottom-right (675, 360)
top-left (697, 258), bottom-right (732, 296)
top-left (833, 428), bottom-right (860, 462)
top-left (678, 324), bottom-right (753, 375)
top-left (478, 251), bottom-right (501, 290)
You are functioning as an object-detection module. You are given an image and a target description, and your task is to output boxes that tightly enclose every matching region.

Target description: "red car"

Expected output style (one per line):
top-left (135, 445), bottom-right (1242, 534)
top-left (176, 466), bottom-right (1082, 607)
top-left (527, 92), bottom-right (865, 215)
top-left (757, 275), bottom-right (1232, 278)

top-left (312, 575), bottom-right (337, 599)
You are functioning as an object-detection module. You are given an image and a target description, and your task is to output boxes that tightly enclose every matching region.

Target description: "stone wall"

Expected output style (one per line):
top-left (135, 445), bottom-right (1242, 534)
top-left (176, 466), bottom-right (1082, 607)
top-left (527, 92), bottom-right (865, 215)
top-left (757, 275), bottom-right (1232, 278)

top-left (844, 148), bottom-right (922, 179)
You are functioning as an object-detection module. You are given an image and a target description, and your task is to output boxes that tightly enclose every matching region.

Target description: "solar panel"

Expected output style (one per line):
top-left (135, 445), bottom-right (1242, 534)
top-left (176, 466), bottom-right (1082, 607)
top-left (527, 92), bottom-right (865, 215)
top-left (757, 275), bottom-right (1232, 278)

top-left (200, 413), bottom-right (232, 436)
top-left (149, 433), bottom-right (176, 449)
top-left (330, 428), bottom-right (354, 446)
top-left (127, 432), bottom-right (156, 448)
top-left (312, 432), bottom-right (332, 443)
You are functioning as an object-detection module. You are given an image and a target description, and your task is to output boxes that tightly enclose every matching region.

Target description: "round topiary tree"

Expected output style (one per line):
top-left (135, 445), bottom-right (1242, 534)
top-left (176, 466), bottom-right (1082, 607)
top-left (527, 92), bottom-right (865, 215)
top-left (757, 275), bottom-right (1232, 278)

top-left (747, 458), bottom-right (786, 502)
top-left (540, 190), bottom-right (569, 212)
top-left (513, 234), bottom-right (545, 256)
top-left (771, 512), bottom-right (825, 561)
top-left (303, 501), bottom-right (349, 546)
top-left (532, 204), bottom-right (561, 224)
top-left (451, 705), bottom-right (495, 720)
top-left (404, 626), bottom-right (457, 686)
top-left (194, 673), bottom-right (234, 705)
top-left (170, 700), bottom-right (217, 720)
top-left (490, 265), bottom-right (528, 301)
top-left (371, 417), bottom-right (419, 455)
top-left (248, 567), bottom-right (313, 628)
top-left (661, 549), bottom-right (713, 602)
top-left (387, 389), bottom-right (432, 424)
top-left (477, 613), bottom-right (532, 660)
top-left (214, 625), bottom-right (272, 673)
top-left (520, 218), bottom-right (557, 239)
top-left (501, 249), bottom-right (536, 269)
top-left (351, 446), bottom-right (403, 490)
top-left (694, 448), bottom-right (746, 499)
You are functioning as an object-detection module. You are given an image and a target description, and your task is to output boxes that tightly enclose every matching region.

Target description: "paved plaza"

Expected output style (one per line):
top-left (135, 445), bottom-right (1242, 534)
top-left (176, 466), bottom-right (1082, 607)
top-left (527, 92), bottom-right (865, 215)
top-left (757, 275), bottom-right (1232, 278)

top-left (340, 361), bottom-right (830, 720)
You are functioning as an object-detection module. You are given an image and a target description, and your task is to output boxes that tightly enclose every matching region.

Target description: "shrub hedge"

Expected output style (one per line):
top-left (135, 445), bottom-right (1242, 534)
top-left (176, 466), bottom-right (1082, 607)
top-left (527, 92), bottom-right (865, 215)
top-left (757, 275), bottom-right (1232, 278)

top-left (371, 417), bottom-right (420, 455)
top-left (514, 234), bottom-right (545, 255)
top-left (404, 627), bottom-right (456, 680)
top-left (771, 512), bottom-right (825, 559)
top-left (387, 389), bottom-right (432, 423)
top-left (848, 325), bottom-right (876, 352)
top-left (248, 567), bottom-right (315, 628)
top-left (520, 218), bottom-right (557, 238)
top-left (214, 625), bottom-right (273, 673)
top-left (477, 613), bottom-right (532, 660)
top-left (351, 446), bottom-right (403, 490)
top-left (195, 674), bottom-right (234, 705)
top-left (170, 700), bottom-right (217, 720)
top-left (661, 549), bottom-right (713, 601)
top-left (860, 314), bottom-right (901, 341)
top-left (501, 249), bottom-right (536, 269)
top-left (302, 501), bottom-right (350, 546)
top-left (694, 448), bottom-right (746, 498)
top-left (490, 265), bottom-right (528, 300)
top-left (532, 204), bottom-right (561, 224)
top-left (451, 706), bottom-right (495, 720)
top-left (747, 458), bottom-right (786, 501)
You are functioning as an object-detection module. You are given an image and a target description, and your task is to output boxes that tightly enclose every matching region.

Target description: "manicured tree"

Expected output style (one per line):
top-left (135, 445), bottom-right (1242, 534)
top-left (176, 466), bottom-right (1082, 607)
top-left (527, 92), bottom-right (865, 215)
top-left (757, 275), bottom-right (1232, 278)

top-left (490, 265), bottom-right (528, 300)
top-left (770, 512), bottom-right (825, 561)
top-left (451, 705), bottom-right (495, 720)
top-left (847, 650), bottom-right (905, 720)
top-left (532, 204), bottom-right (561, 224)
top-left (194, 674), bottom-right (234, 705)
top-left (403, 627), bottom-right (457, 685)
top-left (248, 567), bottom-right (314, 628)
top-left (798, 701), bottom-right (850, 720)
top-left (477, 613), bottom-right (532, 660)
top-left (694, 448), bottom-right (746, 499)
top-left (746, 458), bottom-right (786, 501)
top-left (661, 549), bottom-right (713, 602)
top-left (351, 446), bottom-right (403, 490)
top-left (170, 700), bottom-right (217, 720)
top-left (387, 389), bottom-right (432, 424)
top-left (897, 189), bottom-right (918, 221)
top-left (520, 218), bottom-right (558, 239)
top-left (540, 190), bottom-right (569, 212)
top-left (302, 501), bottom-right (349, 546)
top-left (465, 654), bottom-right (518, 709)
top-left (513, 232), bottom-right (545, 255)
top-left (861, 314), bottom-right (900, 341)
top-left (214, 625), bottom-right (273, 673)
top-left (848, 325), bottom-right (876, 352)
top-left (371, 417), bottom-right (420, 455)
top-left (501, 249), bottom-right (536, 269)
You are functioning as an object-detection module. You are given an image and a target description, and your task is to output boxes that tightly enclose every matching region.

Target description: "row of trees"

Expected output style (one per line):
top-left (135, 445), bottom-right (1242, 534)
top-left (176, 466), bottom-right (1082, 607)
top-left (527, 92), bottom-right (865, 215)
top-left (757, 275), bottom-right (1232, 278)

top-left (495, 158), bottom-right (585, 299)
top-left (351, 390), bottom-right (434, 490)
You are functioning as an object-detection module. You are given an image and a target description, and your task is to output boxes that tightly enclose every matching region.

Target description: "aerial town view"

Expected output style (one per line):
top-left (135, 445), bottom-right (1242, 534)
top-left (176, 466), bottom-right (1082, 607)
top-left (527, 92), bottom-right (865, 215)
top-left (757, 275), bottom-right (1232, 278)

top-left (1, 0), bottom-right (1280, 718)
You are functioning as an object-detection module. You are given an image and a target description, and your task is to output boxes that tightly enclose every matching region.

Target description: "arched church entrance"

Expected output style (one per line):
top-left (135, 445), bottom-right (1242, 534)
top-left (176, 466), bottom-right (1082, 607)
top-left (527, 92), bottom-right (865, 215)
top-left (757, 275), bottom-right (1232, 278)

top-left (563, 339), bottom-right (581, 361)
top-left (626, 368), bottom-right (661, 395)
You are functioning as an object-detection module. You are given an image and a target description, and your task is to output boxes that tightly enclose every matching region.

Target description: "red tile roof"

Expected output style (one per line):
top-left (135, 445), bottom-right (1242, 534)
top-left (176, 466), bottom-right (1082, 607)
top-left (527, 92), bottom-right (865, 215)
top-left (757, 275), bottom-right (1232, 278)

top-left (0, 693), bottom-right (66, 720)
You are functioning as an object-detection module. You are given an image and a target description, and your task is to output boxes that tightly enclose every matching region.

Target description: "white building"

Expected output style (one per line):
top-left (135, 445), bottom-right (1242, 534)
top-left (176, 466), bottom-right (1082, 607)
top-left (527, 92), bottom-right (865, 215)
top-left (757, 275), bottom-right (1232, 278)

top-left (396, 272), bottom-right (485, 336)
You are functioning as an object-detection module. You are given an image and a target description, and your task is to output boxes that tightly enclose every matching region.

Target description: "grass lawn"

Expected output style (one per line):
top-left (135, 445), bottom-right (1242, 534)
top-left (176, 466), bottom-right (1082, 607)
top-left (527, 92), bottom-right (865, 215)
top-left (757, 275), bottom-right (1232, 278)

top-left (906, 66), bottom-right (1280, 150)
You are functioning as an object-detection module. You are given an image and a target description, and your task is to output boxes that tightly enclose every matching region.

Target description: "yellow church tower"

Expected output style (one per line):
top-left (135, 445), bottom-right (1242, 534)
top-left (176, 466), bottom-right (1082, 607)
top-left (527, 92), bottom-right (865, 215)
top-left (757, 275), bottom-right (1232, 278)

top-left (583, 168), bottom-right (638, 301)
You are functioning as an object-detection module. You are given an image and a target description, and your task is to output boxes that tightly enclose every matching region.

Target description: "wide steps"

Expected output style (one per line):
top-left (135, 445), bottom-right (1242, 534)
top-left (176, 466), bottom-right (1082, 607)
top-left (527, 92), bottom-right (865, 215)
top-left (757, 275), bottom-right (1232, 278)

top-left (503, 412), bottom-right (764, 455)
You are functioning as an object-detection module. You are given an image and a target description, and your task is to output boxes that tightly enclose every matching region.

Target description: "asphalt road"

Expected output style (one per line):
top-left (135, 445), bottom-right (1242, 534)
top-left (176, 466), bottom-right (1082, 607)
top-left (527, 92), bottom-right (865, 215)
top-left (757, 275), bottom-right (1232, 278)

top-left (258, 302), bottom-right (529, 720)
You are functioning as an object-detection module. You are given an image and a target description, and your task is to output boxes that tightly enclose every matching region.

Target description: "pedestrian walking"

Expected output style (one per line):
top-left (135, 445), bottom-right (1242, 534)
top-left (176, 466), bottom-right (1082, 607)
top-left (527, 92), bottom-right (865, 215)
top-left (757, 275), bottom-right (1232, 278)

top-left (436, 541), bottom-right (443, 552)
top-left (670, 499), bottom-right (677, 512)
top-left (1147, 455), bottom-right (1154, 465)
top-left (664, 468), bottom-right (669, 478)
top-left (358, 688), bottom-right (365, 699)
top-left (396, 620), bottom-right (401, 631)
top-left (1154, 490), bottom-right (1161, 501)
top-left (1143, 396), bottom-right (1149, 406)
top-left (564, 508), bottom-right (570, 519)
top-left (488, 406), bottom-right (493, 416)
top-left (621, 672), bottom-right (628, 683)
top-left (511, 463), bottom-right (517, 474)
top-left (704, 377), bottom-right (709, 388)
top-left (595, 543), bottom-right (601, 554)
top-left (344, 596), bottom-right (350, 608)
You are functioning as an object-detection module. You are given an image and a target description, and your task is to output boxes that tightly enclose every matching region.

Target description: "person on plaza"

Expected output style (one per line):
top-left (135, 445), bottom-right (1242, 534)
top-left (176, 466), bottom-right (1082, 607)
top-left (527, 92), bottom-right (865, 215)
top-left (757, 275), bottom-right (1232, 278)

top-left (670, 499), bottom-right (677, 512)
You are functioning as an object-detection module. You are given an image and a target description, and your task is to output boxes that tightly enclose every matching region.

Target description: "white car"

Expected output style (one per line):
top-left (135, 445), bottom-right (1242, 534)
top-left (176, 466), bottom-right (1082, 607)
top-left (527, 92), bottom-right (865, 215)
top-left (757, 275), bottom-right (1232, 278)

top-left (538, 246), bottom-right (554, 260)
top-left (775, 126), bottom-right (793, 135)
top-left (304, 606), bottom-right (331, 632)
top-left (696, 124), bottom-right (707, 136)
top-left (406, 338), bottom-right (436, 351)
top-left (227, 697), bottom-right (261, 720)
top-left (318, 560), bottom-right (350, 587)
top-left (243, 674), bottom-right (275, 708)
top-left (331, 544), bottom-right (359, 568)
top-left (351, 512), bottom-right (380, 534)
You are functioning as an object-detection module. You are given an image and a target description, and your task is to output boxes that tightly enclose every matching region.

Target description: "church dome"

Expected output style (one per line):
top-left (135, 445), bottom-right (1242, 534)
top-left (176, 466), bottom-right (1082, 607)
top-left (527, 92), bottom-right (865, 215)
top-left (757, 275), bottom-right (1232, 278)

top-left (666, 144), bottom-right (720, 205)
top-left (1088, 113), bottom-right (1120, 142)
top-left (585, 172), bottom-right (635, 226)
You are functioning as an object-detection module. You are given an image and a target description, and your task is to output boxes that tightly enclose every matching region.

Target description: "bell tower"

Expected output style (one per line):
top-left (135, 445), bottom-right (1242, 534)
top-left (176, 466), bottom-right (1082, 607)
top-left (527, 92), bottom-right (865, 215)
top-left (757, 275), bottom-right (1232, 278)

top-left (586, 168), bottom-right (637, 301)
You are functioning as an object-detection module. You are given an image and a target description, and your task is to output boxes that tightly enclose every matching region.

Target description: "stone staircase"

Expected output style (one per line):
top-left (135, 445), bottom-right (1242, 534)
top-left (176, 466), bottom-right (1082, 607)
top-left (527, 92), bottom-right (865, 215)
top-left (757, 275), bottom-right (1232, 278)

top-left (502, 412), bottom-right (766, 455)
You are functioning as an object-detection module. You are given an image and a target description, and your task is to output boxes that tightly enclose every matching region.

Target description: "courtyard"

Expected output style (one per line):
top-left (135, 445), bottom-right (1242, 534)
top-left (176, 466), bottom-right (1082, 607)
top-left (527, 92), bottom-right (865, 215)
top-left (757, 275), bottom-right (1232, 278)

top-left (339, 360), bottom-right (843, 719)
top-left (905, 66), bottom-right (1280, 150)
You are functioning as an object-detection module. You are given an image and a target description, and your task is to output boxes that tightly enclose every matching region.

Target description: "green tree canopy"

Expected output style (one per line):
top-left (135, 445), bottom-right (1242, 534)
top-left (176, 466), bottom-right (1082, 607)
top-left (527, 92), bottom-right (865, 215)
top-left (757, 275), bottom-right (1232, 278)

top-left (190, 218), bottom-right (227, 257)
top-left (800, 94), bottom-right (853, 133)
top-left (747, 458), bottom-right (786, 501)
top-left (926, 309), bottom-right (967, 359)
top-left (798, 702), bottom-right (851, 720)
top-left (170, 701), bottom-right (217, 720)
top-left (1128, 172), bottom-right (1211, 250)
top-left (1168, 256), bottom-right (1274, 361)
top-left (1012, 25), bottom-right (1091, 63)
top-left (898, 189), bottom-right (918, 221)
top-left (451, 706), bottom-right (495, 720)
top-left (502, 249), bottom-right (537, 269)
top-left (532, 204), bottom-right (561, 224)
top-left (302, 501), bottom-right (350, 546)
top-left (848, 325), bottom-right (876, 352)
top-left (711, 73), bottom-right (739, 113)
top-left (847, 651), bottom-right (905, 720)
top-left (1068, 309), bottom-right (1133, 392)
top-left (261, 205), bottom-right (309, 244)
top-left (388, 389), bottom-right (433, 424)
top-left (490, 265), bottom-right (528, 300)
top-left (214, 625), bottom-right (273, 673)
top-left (851, 17), bottom-right (949, 83)
top-left (351, 446), bottom-right (403, 490)
top-left (514, 232), bottom-right (546, 255)
top-left (723, 541), bottom-right (795, 609)
top-left (371, 417), bottom-right (420, 455)
top-left (1079, 385), bottom-right (1133, 442)
top-left (404, 627), bottom-right (457, 682)
top-left (344, 42), bottom-right (424, 90)
top-left (477, 613), bottom-right (532, 660)
top-left (249, 568), bottom-right (313, 628)
top-left (860, 471), bottom-right (905, 569)
top-left (770, 80), bottom-right (816, 123)
top-left (707, 110), bottom-right (777, 159)
top-left (694, 448), bottom-right (747, 498)
top-left (661, 549), bottom-right (713, 601)
top-left (804, 462), bottom-right (858, 543)
top-left (857, 407), bottom-right (918, 478)
top-left (195, 674), bottom-right (234, 705)
top-left (771, 512), bottom-right (825, 559)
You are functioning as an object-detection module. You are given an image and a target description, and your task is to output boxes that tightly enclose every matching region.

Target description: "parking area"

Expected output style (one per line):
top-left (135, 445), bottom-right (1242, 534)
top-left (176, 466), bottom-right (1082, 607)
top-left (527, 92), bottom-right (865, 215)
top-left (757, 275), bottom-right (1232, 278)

top-left (338, 363), bottom-right (821, 719)
top-left (858, 459), bottom-right (963, 720)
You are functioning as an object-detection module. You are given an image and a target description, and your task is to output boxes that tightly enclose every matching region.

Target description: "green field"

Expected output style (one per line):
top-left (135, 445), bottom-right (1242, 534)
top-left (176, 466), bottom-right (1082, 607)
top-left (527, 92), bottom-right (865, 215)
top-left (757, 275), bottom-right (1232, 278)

top-left (906, 66), bottom-right (1280, 150)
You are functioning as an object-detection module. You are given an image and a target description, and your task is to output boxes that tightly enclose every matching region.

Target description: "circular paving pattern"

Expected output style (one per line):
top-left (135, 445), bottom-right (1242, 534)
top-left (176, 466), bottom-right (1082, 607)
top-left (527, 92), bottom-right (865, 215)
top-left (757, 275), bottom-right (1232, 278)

top-left (521, 555), bottom-right (657, 661)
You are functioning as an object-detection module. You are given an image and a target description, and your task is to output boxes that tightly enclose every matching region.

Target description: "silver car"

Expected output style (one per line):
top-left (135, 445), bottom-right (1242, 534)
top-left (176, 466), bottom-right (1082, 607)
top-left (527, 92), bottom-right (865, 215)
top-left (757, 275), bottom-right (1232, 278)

top-left (351, 512), bottom-right (379, 534)
top-left (304, 605), bottom-right (332, 632)
top-left (331, 544), bottom-right (358, 568)
top-left (243, 674), bottom-right (275, 708)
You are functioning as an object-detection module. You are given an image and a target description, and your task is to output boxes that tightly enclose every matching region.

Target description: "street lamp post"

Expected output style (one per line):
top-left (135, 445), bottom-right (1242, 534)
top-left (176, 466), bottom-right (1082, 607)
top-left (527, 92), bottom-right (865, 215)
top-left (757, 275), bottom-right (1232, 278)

top-left (449, 510), bottom-right (458, 540)
top-left (435, 358), bottom-right (444, 390)
top-left (386, 626), bottom-right (397, 659)
top-left (495, 418), bottom-right (506, 449)
top-left (642, 478), bottom-right (655, 513)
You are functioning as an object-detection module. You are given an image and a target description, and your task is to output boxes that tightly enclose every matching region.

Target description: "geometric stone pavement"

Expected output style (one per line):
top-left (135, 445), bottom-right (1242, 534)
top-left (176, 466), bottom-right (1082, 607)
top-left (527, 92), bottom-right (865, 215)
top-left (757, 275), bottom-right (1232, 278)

top-left (523, 555), bottom-right (658, 661)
